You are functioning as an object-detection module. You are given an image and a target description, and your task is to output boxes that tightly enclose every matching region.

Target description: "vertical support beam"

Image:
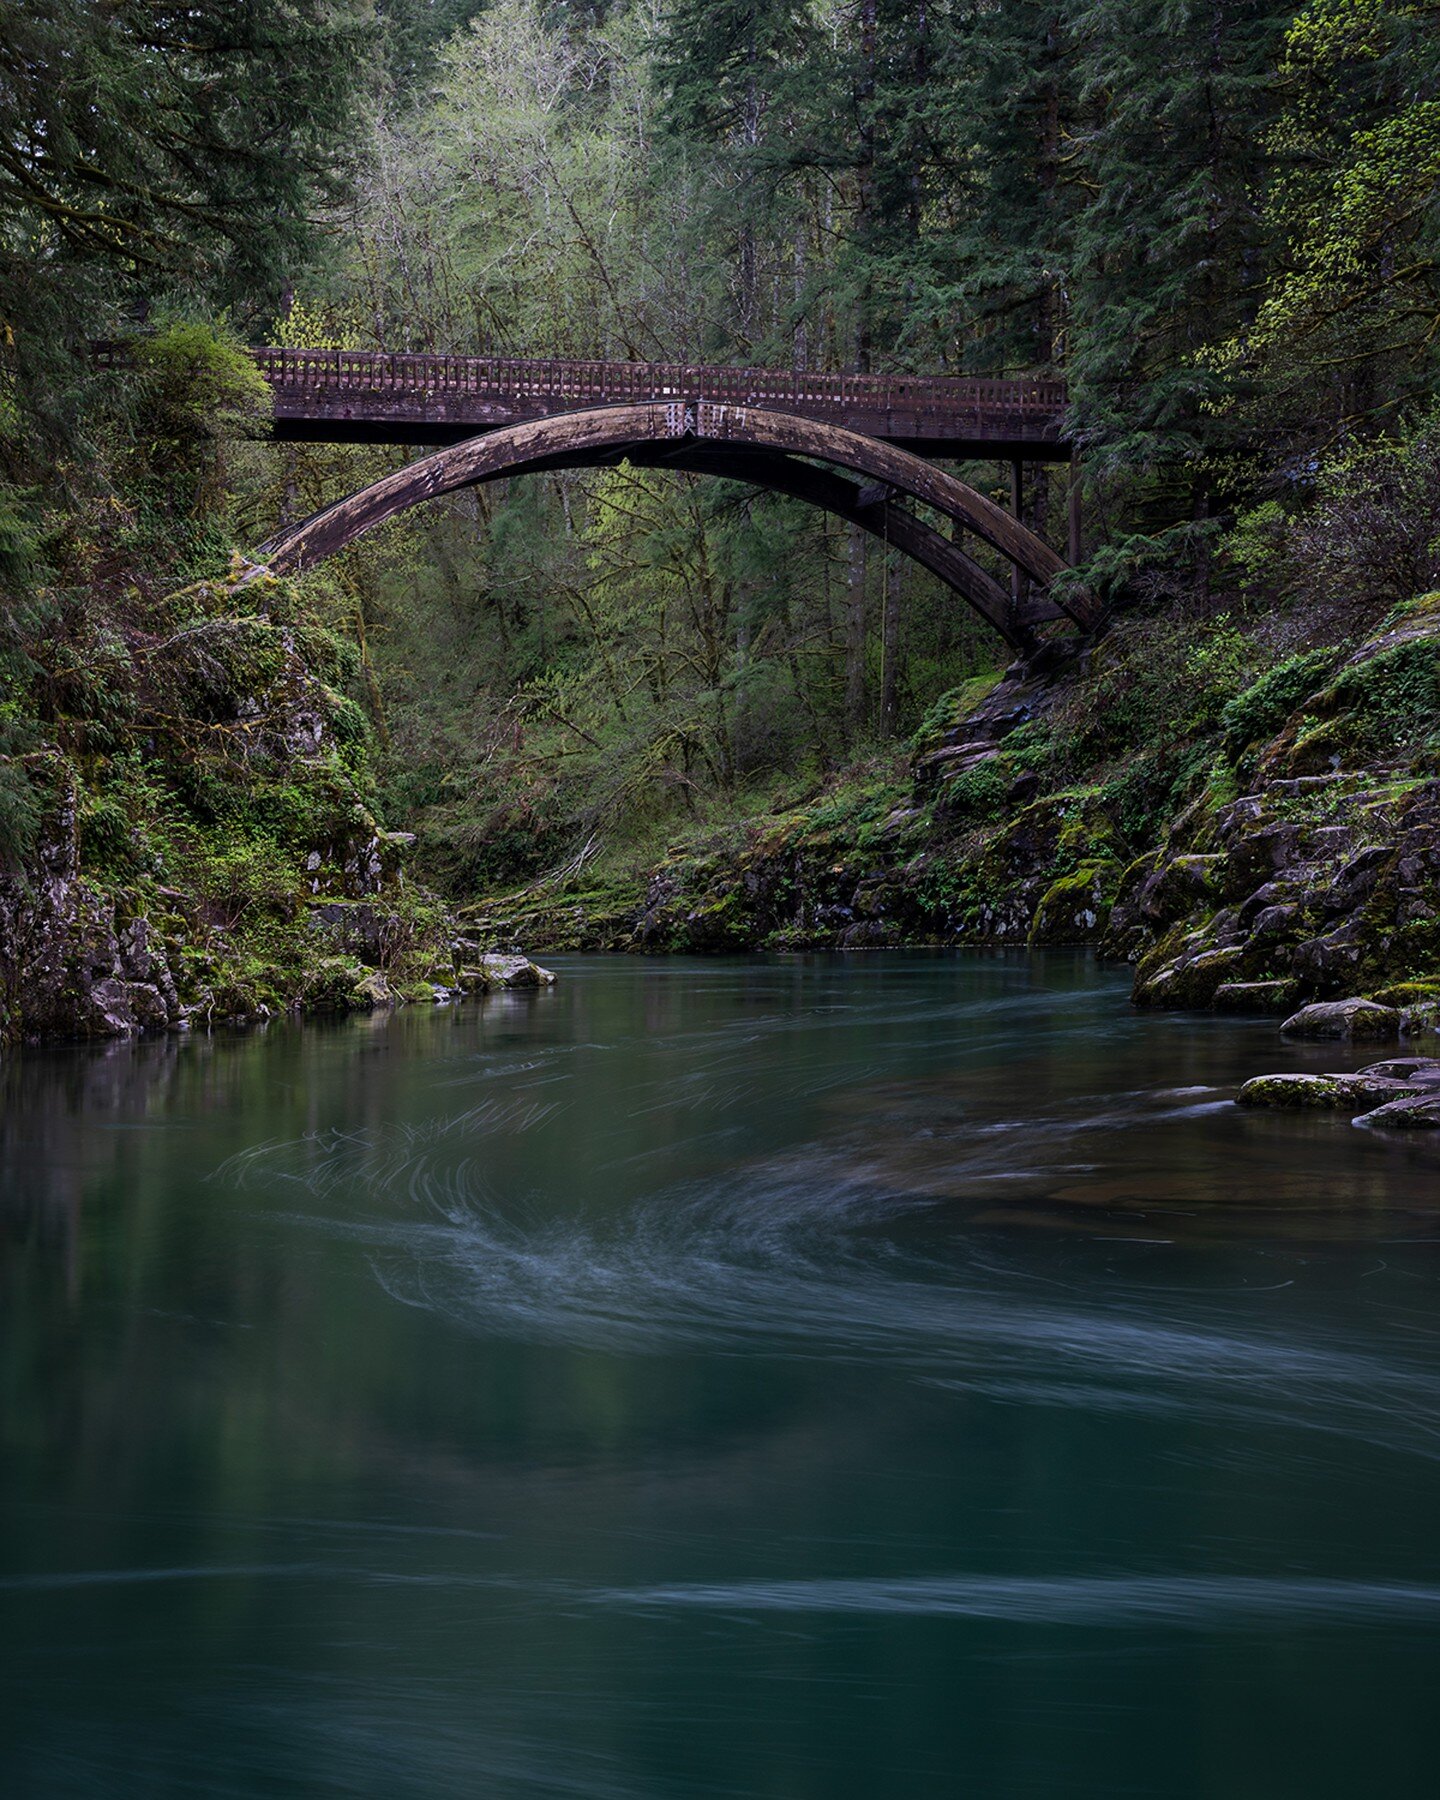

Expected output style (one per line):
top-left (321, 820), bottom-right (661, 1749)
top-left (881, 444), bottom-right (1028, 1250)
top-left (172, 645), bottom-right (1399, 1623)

top-left (1068, 454), bottom-right (1083, 564)
top-left (1009, 459), bottom-right (1027, 606)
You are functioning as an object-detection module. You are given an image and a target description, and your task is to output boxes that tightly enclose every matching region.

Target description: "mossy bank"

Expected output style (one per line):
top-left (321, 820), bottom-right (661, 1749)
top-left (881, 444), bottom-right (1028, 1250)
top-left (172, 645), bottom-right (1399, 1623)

top-left (469, 593), bottom-right (1440, 1021)
top-left (0, 560), bottom-right (550, 1046)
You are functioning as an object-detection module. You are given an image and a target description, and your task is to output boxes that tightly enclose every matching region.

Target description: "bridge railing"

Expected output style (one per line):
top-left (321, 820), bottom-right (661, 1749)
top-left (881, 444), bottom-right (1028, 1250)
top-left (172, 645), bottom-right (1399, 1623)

top-left (250, 348), bottom-right (1066, 422)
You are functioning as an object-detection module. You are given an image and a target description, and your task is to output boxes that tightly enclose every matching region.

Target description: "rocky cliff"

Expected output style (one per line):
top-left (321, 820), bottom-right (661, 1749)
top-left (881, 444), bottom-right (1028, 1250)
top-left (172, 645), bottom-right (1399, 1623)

top-left (0, 566), bottom-right (552, 1046)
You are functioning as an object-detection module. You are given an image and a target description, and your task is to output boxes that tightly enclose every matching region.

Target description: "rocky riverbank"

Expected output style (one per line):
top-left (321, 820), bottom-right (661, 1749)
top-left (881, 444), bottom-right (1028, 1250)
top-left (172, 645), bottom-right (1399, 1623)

top-left (470, 594), bottom-right (1440, 1021)
top-left (0, 748), bottom-right (554, 1044)
top-left (0, 557), bottom-right (555, 1046)
top-left (1233, 997), bottom-right (1440, 1129)
top-left (13, 565), bottom-right (1433, 1045)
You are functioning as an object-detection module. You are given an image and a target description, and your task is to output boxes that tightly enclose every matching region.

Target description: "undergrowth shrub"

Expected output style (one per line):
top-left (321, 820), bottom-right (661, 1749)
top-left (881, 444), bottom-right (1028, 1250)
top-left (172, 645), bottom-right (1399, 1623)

top-left (1222, 647), bottom-right (1336, 752)
top-left (1326, 639), bottom-right (1440, 742)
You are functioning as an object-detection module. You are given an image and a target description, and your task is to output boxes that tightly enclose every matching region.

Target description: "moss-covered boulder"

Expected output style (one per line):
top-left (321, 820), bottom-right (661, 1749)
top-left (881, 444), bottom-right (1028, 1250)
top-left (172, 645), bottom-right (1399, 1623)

top-left (1238, 1071), bottom-right (1422, 1109)
top-left (349, 969), bottom-right (397, 1010)
top-left (1280, 998), bottom-right (1400, 1040)
top-left (1238, 1074), bottom-right (1367, 1109)
top-left (1028, 858), bottom-right (1123, 945)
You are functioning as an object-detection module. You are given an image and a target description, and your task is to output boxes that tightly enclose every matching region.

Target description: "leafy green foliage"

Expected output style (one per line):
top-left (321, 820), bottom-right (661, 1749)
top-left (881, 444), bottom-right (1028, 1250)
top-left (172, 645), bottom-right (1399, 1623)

top-left (1327, 638), bottom-right (1440, 734)
top-left (0, 0), bottom-right (372, 469)
top-left (938, 760), bottom-right (1010, 826)
top-left (1222, 649), bottom-right (1338, 751)
top-left (1214, 0), bottom-right (1440, 435)
top-left (0, 755), bottom-right (41, 869)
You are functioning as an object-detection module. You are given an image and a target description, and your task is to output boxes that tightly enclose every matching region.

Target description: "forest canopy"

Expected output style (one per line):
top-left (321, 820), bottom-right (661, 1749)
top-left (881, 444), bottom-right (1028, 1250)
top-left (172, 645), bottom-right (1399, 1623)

top-left (2, 0), bottom-right (1438, 894)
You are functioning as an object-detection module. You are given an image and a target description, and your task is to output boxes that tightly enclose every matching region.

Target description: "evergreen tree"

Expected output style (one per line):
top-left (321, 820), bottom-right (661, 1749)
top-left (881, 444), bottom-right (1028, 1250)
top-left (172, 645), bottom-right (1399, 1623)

top-left (0, 0), bottom-right (372, 458)
top-left (1062, 0), bottom-right (1295, 488)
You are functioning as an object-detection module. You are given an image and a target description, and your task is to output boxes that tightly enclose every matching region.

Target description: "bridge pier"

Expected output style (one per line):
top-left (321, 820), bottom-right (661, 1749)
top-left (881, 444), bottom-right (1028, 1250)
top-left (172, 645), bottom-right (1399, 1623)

top-left (1009, 459), bottom-right (1029, 614)
top-left (1068, 456), bottom-right (1084, 564)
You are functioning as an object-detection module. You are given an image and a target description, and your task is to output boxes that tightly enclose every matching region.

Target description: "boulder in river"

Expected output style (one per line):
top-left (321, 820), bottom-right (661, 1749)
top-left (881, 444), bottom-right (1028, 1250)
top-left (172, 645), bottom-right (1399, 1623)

top-left (459, 955), bottom-right (558, 992)
top-left (1237, 1073), bottom-right (1418, 1110)
top-left (1238, 1074), bottom-right (1361, 1109)
top-left (1357, 1094), bottom-right (1440, 1131)
top-left (1279, 998), bottom-right (1401, 1040)
top-left (1356, 1057), bottom-right (1440, 1082)
top-left (348, 970), bottom-right (397, 1011)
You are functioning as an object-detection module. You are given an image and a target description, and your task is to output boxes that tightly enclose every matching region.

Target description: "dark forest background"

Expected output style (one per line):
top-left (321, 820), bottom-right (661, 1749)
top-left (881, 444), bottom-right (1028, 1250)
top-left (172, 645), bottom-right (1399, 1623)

top-left (2, 0), bottom-right (1437, 902)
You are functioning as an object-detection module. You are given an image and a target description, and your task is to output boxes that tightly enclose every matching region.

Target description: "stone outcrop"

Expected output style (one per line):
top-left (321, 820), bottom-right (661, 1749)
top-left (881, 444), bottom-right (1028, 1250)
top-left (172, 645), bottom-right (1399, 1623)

top-left (0, 753), bottom-right (555, 1046)
top-left (1238, 1053), bottom-right (1440, 1129)
top-left (0, 753), bottom-right (170, 1040)
top-left (1104, 605), bottom-right (1440, 1016)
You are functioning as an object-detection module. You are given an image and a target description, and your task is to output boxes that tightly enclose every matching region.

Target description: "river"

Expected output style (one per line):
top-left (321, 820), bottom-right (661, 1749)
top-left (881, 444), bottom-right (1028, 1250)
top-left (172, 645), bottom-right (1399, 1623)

top-left (3, 951), bottom-right (1439, 1796)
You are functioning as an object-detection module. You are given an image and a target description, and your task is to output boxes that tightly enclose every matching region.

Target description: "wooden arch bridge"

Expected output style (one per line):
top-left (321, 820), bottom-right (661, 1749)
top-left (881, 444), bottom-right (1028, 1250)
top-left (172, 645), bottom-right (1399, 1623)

top-left (251, 349), bottom-right (1094, 649)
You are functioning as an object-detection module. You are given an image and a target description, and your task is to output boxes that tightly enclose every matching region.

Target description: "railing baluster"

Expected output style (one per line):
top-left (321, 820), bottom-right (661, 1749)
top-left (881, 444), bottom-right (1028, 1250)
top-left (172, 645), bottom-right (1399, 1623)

top-left (254, 344), bottom-right (1066, 442)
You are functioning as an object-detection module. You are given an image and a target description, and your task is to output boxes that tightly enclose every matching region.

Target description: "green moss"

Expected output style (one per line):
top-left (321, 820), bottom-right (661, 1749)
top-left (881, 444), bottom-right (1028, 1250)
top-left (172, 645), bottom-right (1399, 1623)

top-left (1221, 648), bottom-right (1335, 753)
top-left (1285, 716), bottom-right (1354, 773)
top-left (1237, 1074), bottom-right (1363, 1109)
top-left (1317, 637), bottom-right (1440, 756)
top-left (1370, 979), bottom-right (1440, 1007)
top-left (1055, 792), bottom-right (1118, 865)
top-left (937, 758), bottom-right (1009, 823)
top-left (1029, 858), bottom-right (1122, 945)
top-left (1401, 1002), bottom-right (1440, 1038)
top-left (910, 670), bottom-right (1004, 756)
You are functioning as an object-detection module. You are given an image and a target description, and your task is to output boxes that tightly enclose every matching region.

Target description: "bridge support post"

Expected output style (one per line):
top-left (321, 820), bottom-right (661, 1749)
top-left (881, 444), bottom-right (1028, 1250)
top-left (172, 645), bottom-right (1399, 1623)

top-left (1068, 455), bottom-right (1083, 564)
top-left (1009, 460), bottom-right (1028, 608)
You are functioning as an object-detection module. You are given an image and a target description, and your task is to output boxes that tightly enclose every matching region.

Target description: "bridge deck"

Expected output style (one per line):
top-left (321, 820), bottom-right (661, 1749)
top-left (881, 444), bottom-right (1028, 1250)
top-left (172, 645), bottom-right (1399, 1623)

top-left (252, 349), bottom-right (1070, 460)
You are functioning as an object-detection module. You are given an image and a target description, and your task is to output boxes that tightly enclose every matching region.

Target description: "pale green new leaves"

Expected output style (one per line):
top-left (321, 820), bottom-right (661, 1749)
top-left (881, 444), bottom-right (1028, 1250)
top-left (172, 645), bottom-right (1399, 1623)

top-left (352, 0), bottom-right (688, 359)
top-left (1213, 0), bottom-right (1440, 389)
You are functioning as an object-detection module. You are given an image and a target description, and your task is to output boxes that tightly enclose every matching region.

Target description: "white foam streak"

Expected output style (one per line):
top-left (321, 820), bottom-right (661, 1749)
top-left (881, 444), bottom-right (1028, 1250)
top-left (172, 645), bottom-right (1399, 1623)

top-left (588, 1573), bottom-right (1440, 1625)
top-left (222, 1121), bottom-right (1440, 1461)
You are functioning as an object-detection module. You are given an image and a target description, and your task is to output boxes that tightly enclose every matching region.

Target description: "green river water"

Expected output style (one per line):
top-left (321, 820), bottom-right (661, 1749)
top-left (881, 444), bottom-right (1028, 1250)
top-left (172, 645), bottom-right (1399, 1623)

top-left (3, 951), bottom-right (1439, 1797)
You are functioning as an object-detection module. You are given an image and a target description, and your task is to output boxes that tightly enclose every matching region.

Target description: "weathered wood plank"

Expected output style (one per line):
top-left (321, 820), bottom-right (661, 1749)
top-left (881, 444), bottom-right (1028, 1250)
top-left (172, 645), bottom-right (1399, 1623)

top-left (254, 346), bottom-right (1072, 459)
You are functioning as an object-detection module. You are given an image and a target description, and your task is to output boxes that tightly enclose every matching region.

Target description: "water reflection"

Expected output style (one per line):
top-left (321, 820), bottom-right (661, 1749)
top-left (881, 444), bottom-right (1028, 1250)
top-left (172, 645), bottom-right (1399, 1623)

top-left (4, 954), bottom-right (1440, 1800)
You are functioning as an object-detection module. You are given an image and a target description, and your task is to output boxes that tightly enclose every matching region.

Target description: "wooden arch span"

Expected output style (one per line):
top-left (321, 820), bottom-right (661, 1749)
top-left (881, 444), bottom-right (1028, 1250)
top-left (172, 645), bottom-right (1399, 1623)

top-left (257, 402), bottom-right (1096, 648)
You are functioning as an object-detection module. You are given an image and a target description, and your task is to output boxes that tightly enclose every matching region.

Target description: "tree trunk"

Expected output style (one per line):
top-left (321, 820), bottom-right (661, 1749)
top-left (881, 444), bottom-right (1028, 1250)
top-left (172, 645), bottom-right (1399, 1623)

top-left (844, 524), bottom-right (868, 741)
top-left (880, 553), bottom-right (903, 734)
top-left (854, 0), bottom-right (877, 373)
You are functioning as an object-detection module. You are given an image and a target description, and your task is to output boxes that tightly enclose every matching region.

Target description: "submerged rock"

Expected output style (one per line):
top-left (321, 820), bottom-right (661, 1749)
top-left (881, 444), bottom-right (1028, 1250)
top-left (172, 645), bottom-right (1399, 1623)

top-left (1280, 998), bottom-right (1401, 1040)
top-left (1238, 1074), bottom-right (1368, 1109)
top-left (1358, 1094), bottom-right (1440, 1131)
